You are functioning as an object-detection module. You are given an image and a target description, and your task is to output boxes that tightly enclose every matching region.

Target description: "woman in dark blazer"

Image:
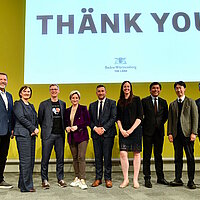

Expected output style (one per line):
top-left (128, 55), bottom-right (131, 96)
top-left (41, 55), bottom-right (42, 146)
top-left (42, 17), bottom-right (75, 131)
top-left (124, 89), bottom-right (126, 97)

top-left (65, 90), bottom-right (90, 190)
top-left (13, 86), bottom-right (39, 192)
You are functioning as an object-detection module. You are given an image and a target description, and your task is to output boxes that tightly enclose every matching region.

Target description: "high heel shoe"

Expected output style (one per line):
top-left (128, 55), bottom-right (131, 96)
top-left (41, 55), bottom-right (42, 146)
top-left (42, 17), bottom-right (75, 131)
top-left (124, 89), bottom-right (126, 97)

top-left (119, 180), bottom-right (129, 188)
top-left (133, 181), bottom-right (139, 189)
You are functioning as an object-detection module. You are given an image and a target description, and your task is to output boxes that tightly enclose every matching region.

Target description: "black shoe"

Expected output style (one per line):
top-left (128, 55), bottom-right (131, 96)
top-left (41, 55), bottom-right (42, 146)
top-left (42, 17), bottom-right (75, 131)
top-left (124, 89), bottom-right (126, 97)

top-left (157, 178), bottom-right (169, 185)
top-left (170, 179), bottom-right (183, 186)
top-left (145, 179), bottom-right (152, 188)
top-left (0, 180), bottom-right (13, 189)
top-left (187, 181), bottom-right (196, 189)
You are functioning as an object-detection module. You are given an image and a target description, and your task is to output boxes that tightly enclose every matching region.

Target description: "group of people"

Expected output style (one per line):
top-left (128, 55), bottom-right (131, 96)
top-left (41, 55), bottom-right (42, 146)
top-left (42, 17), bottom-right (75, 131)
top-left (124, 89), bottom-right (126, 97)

top-left (0, 72), bottom-right (199, 193)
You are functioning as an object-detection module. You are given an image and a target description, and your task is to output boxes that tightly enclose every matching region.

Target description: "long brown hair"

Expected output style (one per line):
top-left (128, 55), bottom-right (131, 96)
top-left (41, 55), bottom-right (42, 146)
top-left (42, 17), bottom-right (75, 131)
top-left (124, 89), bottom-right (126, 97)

top-left (118, 81), bottom-right (133, 107)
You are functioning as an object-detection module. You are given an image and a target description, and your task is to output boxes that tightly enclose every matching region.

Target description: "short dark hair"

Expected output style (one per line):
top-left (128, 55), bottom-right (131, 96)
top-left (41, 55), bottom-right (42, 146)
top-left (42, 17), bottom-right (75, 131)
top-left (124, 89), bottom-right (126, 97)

top-left (49, 84), bottom-right (59, 90)
top-left (150, 82), bottom-right (162, 90)
top-left (0, 72), bottom-right (8, 79)
top-left (19, 86), bottom-right (32, 99)
top-left (174, 81), bottom-right (186, 89)
top-left (96, 84), bottom-right (106, 90)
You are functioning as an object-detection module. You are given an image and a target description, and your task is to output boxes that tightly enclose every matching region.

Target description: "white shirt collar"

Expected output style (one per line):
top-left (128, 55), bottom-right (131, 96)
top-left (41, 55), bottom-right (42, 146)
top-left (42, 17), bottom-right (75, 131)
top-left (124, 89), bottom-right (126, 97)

top-left (151, 95), bottom-right (158, 100)
top-left (98, 97), bottom-right (106, 104)
top-left (177, 95), bottom-right (185, 103)
top-left (0, 90), bottom-right (6, 94)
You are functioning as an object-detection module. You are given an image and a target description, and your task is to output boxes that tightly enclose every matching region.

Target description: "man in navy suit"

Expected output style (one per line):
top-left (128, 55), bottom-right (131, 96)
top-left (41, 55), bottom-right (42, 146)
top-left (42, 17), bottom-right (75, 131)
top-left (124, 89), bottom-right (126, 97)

top-left (142, 82), bottom-right (168, 188)
top-left (195, 83), bottom-right (200, 140)
top-left (0, 72), bottom-right (13, 189)
top-left (38, 84), bottom-right (66, 189)
top-left (89, 85), bottom-right (117, 188)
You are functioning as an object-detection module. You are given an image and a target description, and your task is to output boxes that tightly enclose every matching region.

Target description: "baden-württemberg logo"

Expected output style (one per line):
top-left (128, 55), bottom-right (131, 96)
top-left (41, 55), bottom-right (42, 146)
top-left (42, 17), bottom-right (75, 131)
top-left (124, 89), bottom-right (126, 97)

top-left (105, 57), bottom-right (136, 73)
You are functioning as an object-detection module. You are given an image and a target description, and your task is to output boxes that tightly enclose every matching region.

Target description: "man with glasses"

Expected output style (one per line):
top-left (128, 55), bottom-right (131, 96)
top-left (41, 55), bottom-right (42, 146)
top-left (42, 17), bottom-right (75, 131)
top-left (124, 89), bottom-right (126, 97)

top-left (168, 81), bottom-right (198, 189)
top-left (38, 84), bottom-right (66, 189)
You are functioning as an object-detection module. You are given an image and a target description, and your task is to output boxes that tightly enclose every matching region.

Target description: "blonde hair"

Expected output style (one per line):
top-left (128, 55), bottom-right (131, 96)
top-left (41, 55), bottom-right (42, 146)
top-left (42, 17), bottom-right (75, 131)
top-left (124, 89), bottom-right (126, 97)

top-left (69, 90), bottom-right (81, 100)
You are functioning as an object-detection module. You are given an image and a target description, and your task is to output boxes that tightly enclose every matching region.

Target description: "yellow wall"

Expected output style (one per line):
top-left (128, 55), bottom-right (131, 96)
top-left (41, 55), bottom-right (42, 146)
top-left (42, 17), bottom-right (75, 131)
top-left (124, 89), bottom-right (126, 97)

top-left (0, 0), bottom-right (199, 160)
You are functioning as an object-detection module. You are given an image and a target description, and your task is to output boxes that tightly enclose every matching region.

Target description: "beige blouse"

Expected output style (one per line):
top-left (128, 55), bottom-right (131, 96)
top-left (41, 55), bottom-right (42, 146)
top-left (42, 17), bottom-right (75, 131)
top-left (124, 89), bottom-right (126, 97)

top-left (70, 105), bottom-right (78, 126)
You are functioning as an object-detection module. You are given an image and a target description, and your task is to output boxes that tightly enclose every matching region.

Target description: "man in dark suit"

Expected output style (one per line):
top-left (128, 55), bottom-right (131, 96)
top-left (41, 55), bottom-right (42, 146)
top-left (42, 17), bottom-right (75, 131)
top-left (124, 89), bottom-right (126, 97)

top-left (142, 82), bottom-right (168, 188)
top-left (38, 84), bottom-right (66, 189)
top-left (195, 83), bottom-right (200, 140)
top-left (89, 85), bottom-right (117, 188)
top-left (168, 81), bottom-right (198, 189)
top-left (0, 72), bottom-right (13, 189)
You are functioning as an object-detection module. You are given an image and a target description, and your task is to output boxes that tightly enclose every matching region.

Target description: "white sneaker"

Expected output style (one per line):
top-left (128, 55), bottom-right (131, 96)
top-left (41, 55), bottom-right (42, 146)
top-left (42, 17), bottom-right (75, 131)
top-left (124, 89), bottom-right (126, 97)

top-left (70, 177), bottom-right (80, 187)
top-left (79, 179), bottom-right (88, 190)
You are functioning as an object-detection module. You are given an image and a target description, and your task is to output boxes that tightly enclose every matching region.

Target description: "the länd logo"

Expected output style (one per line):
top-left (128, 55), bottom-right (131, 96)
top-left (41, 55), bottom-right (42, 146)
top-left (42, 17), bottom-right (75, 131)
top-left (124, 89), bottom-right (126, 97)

top-left (114, 57), bottom-right (127, 65)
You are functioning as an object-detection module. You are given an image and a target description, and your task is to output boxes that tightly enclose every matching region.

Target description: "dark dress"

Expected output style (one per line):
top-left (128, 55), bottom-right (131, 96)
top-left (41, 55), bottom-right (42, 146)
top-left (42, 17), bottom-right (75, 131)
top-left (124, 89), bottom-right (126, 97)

top-left (117, 96), bottom-right (143, 152)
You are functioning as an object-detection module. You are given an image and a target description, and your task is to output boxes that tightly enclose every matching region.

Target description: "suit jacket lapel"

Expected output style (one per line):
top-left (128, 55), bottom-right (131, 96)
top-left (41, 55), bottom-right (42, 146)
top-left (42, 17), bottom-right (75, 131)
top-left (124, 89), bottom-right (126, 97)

top-left (102, 99), bottom-right (108, 117)
top-left (47, 99), bottom-right (53, 118)
top-left (181, 97), bottom-right (188, 115)
top-left (158, 97), bottom-right (162, 112)
top-left (6, 93), bottom-right (11, 111)
top-left (94, 100), bottom-right (98, 120)
top-left (74, 104), bottom-right (81, 125)
top-left (148, 96), bottom-right (154, 111)
top-left (0, 94), bottom-right (6, 110)
top-left (58, 100), bottom-right (64, 119)
top-left (174, 100), bottom-right (178, 118)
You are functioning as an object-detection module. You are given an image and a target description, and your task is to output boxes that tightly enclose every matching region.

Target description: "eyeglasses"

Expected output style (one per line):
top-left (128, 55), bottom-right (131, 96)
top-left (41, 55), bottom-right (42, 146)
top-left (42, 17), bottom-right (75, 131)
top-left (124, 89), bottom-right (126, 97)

top-left (50, 88), bottom-right (58, 91)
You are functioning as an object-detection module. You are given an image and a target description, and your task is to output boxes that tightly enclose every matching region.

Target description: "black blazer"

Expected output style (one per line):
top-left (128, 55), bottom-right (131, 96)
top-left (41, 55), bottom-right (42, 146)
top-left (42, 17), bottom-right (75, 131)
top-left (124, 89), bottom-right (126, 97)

top-left (38, 99), bottom-right (66, 140)
top-left (89, 98), bottom-right (117, 139)
top-left (13, 99), bottom-right (38, 137)
top-left (142, 96), bottom-right (168, 137)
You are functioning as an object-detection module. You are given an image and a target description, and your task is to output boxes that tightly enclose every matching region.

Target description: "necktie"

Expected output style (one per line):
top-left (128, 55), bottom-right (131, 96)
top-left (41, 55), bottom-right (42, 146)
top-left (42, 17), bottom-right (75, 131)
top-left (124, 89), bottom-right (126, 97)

top-left (178, 98), bottom-right (182, 103)
top-left (98, 101), bottom-right (103, 121)
top-left (154, 98), bottom-right (157, 114)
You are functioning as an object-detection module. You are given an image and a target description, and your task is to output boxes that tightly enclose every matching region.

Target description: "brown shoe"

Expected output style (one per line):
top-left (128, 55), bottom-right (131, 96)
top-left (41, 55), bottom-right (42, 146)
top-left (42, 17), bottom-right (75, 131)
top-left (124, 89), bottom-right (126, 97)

top-left (42, 180), bottom-right (50, 189)
top-left (58, 180), bottom-right (67, 188)
top-left (105, 180), bottom-right (112, 188)
top-left (91, 180), bottom-right (102, 187)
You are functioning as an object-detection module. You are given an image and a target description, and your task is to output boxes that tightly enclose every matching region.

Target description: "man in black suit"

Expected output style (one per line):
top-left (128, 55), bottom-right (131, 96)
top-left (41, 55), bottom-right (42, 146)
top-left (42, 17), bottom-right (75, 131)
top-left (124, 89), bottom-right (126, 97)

top-left (89, 85), bottom-right (117, 188)
top-left (0, 72), bottom-right (14, 189)
top-left (38, 84), bottom-right (66, 189)
top-left (195, 83), bottom-right (200, 140)
top-left (142, 82), bottom-right (168, 188)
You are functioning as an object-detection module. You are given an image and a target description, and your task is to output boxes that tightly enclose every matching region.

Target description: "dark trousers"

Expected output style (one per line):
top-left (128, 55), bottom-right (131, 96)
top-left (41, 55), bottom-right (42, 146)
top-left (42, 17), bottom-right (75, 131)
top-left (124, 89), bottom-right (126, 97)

top-left (16, 135), bottom-right (35, 192)
top-left (143, 130), bottom-right (164, 180)
top-left (41, 134), bottom-right (65, 182)
top-left (173, 133), bottom-right (195, 182)
top-left (92, 136), bottom-right (114, 180)
top-left (69, 140), bottom-right (88, 180)
top-left (0, 134), bottom-right (10, 183)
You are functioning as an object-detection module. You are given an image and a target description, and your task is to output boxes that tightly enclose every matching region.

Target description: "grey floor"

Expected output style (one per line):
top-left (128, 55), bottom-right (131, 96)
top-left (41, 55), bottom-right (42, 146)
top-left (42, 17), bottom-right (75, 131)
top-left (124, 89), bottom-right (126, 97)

top-left (1, 171), bottom-right (200, 200)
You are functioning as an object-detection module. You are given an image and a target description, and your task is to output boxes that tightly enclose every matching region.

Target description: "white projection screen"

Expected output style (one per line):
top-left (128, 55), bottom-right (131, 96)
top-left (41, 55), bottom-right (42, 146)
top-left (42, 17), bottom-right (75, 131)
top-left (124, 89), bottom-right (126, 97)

top-left (24, 0), bottom-right (200, 84)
